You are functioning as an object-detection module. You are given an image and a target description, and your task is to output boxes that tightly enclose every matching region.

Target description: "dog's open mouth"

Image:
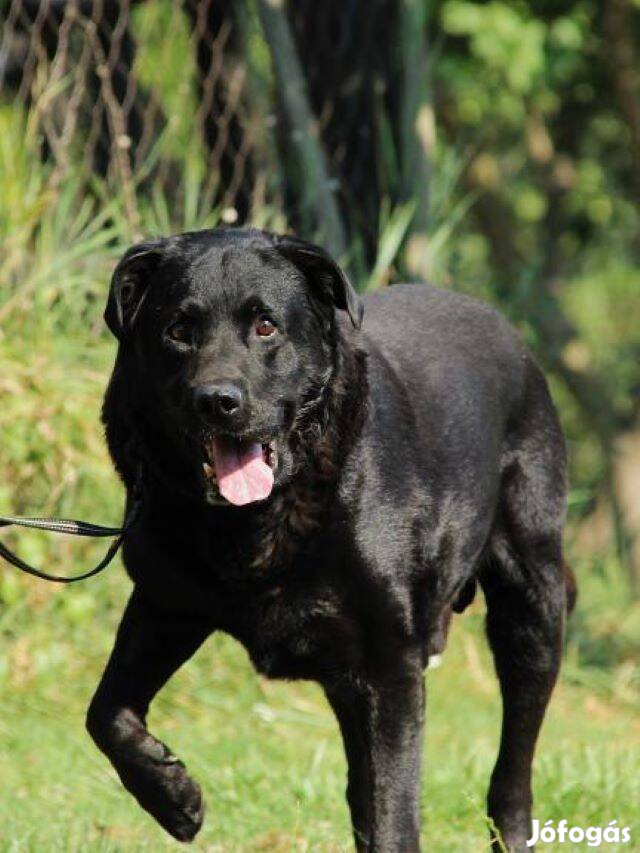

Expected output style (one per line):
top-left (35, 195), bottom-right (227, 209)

top-left (202, 437), bottom-right (276, 506)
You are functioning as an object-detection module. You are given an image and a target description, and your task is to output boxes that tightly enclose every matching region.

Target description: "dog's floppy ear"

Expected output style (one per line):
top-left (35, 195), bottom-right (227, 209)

top-left (274, 235), bottom-right (363, 329)
top-left (104, 239), bottom-right (165, 339)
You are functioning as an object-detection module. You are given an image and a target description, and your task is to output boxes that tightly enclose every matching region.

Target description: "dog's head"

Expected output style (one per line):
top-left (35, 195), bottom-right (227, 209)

top-left (105, 228), bottom-right (362, 506)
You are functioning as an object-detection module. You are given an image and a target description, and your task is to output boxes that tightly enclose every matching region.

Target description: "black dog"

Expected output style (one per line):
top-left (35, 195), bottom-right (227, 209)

top-left (87, 228), bottom-right (575, 851)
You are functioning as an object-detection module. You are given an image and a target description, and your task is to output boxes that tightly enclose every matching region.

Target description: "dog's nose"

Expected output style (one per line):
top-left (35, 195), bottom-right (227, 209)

top-left (194, 382), bottom-right (246, 424)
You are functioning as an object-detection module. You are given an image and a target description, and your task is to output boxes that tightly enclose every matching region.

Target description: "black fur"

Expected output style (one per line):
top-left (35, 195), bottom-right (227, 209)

top-left (87, 228), bottom-right (575, 851)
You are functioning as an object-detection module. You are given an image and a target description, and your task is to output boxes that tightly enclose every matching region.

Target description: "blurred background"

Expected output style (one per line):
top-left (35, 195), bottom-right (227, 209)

top-left (0, 1), bottom-right (639, 849)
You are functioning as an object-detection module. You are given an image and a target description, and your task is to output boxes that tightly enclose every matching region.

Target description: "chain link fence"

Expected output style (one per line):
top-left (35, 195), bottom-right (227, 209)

top-left (1, 0), bottom-right (430, 270)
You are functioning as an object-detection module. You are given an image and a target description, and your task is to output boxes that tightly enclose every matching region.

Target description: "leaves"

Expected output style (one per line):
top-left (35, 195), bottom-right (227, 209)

top-left (442, 1), bottom-right (546, 93)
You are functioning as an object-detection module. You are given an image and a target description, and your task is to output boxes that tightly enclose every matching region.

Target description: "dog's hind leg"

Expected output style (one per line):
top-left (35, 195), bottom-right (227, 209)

top-left (481, 539), bottom-right (566, 852)
top-left (86, 591), bottom-right (211, 842)
top-left (481, 377), bottom-right (571, 852)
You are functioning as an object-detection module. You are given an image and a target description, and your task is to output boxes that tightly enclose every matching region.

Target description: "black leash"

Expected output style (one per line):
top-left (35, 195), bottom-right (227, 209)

top-left (0, 477), bottom-right (142, 584)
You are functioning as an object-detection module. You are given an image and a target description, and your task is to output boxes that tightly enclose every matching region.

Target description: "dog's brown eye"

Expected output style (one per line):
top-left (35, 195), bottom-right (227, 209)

top-left (167, 322), bottom-right (192, 344)
top-left (255, 317), bottom-right (277, 337)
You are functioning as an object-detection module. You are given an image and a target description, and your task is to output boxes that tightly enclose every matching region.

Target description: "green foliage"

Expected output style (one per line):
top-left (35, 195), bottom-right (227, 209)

top-left (442, 1), bottom-right (547, 94)
top-left (562, 264), bottom-right (640, 421)
top-left (435, 0), bottom-right (640, 271)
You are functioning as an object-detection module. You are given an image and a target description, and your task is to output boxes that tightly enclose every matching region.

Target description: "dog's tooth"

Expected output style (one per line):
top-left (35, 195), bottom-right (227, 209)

top-left (203, 462), bottom-right (216, 480)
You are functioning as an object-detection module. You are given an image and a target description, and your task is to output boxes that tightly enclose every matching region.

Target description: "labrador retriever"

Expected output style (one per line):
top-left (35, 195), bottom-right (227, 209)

top-left (87, 227), bottom-right (575, 851)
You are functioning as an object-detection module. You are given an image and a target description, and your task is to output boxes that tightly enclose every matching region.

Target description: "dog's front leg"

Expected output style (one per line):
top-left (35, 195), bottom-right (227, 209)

top-left (86, 590), bottom-right (211, 842)
top-left (326, 655), bottom-right (425, 852)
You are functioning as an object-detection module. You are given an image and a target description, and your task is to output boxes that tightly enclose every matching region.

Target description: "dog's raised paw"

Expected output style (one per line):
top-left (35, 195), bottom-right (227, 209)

top-left (150, 771), bottom-right (205, 842)
top-left (117, 749), bottom-right (205, 842)
top-left (162, 782), bottom-right (205, 843)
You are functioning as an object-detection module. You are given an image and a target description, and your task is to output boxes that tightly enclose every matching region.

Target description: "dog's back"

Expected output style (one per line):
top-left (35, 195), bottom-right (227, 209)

top-left (352, 282), bottom-right (566, 535)
top-left (361, 283), bottom-right (529, 445)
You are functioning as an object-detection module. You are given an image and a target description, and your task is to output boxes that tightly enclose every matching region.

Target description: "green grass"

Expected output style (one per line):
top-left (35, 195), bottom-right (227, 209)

top-left (0, 571), bottom-right (638, 851)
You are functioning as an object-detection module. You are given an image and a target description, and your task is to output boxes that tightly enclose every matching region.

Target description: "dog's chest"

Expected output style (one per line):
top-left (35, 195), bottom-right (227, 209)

top-left (224, 573), bottom-right (365, 681)
top-left (136, 495), bottom-right (369, 680)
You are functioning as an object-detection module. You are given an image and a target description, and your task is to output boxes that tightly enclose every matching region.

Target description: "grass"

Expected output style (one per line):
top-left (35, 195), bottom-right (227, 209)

top-left (0, 569), bottom-right (638, 851)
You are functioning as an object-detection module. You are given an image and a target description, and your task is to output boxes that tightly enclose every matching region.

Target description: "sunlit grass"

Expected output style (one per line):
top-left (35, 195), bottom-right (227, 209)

top-left (0, 579), bottom-right (638, 851)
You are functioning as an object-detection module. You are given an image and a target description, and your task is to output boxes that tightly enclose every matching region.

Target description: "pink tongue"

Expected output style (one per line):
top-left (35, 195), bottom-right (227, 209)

top-left (212, 438), bottom-right (274, 506)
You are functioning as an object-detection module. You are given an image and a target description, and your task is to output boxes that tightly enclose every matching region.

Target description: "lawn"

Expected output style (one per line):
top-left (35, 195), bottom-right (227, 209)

top-left (0, 523), bottom-right (638, 850)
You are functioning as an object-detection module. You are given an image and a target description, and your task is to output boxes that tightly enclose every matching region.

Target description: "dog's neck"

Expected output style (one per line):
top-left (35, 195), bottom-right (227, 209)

top-left (248, 331), bottom-right (368, 572)
top-left (290, 329), bottom-right (368, 480)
